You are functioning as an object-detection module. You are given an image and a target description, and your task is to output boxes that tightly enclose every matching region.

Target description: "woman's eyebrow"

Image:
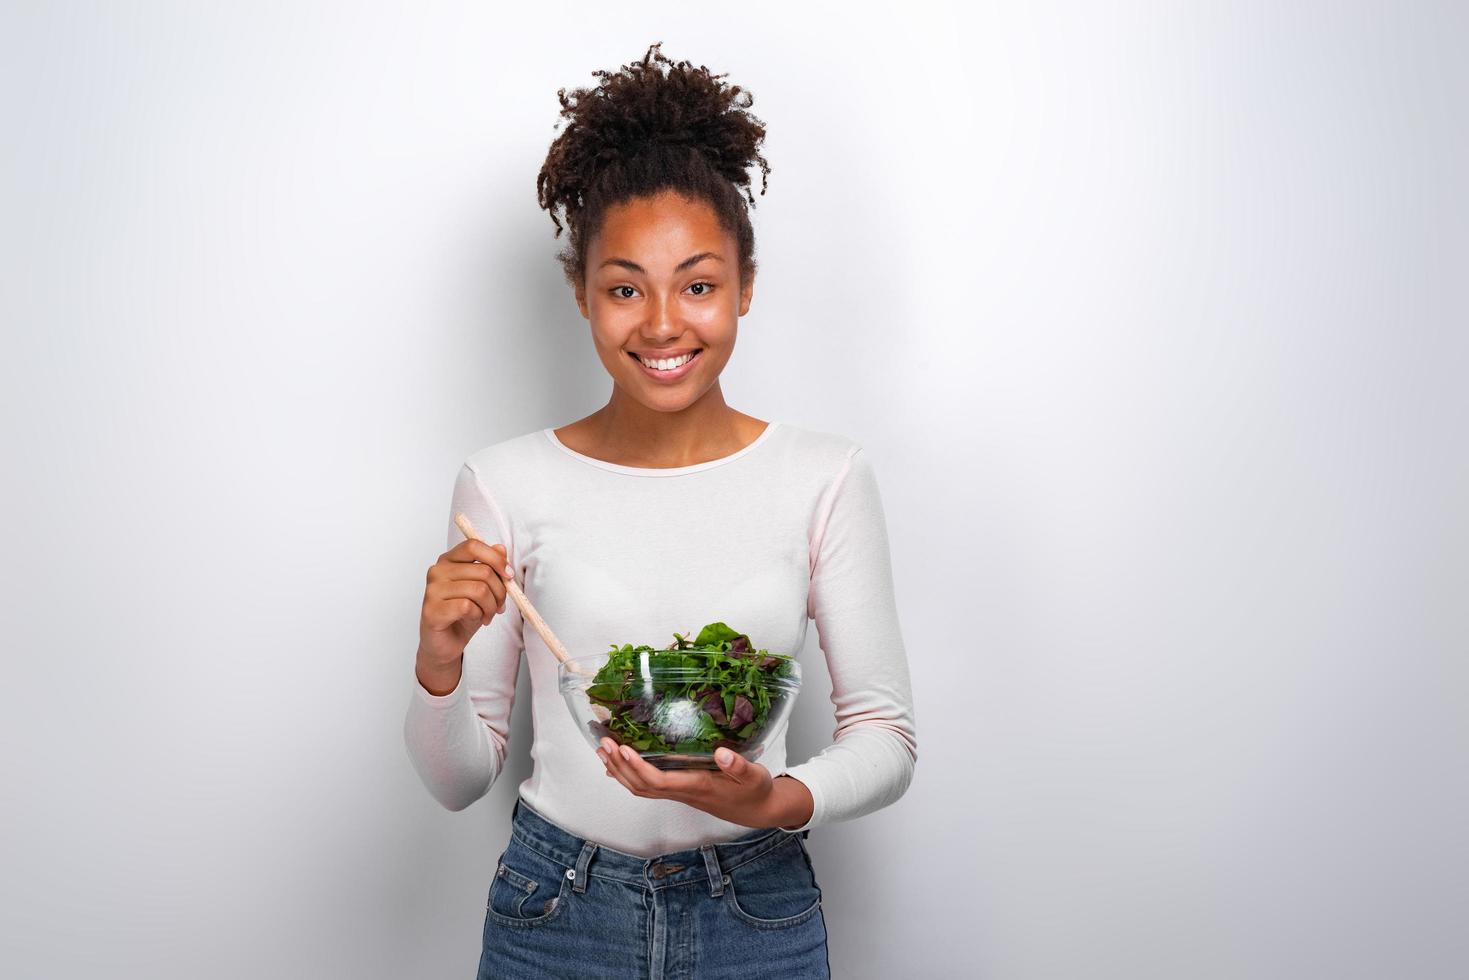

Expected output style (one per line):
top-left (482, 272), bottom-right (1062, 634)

top-left (599, 252), bottom-right (724, 274)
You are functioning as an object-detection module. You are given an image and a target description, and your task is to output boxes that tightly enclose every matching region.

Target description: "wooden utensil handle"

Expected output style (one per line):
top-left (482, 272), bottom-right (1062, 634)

top-left (453, 512), bottom-right (585, 675)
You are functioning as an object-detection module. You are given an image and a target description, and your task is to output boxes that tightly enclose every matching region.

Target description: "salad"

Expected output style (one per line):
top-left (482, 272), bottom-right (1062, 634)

top-left (584, 621), bottom-right (795, 755)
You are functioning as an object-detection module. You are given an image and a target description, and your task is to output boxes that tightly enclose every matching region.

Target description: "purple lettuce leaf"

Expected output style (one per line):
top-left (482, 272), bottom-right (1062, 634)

top-left (729, 694), bottom-right (755, 730)
top-left (697, 688), bottom-right (728, 727)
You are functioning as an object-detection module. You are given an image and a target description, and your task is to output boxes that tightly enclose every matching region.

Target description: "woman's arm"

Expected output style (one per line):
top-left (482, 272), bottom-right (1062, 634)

top-left (402, 462), bottom-right (525, 811)
top-left (778, 444), bottom-right (918, 831)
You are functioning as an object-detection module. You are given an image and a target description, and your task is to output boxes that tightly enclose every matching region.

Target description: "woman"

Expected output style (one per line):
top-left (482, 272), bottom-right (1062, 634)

top-left (403, 42), bottom-right (917, 979)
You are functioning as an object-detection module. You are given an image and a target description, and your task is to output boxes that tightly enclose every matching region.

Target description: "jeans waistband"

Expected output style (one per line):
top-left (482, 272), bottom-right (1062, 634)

top-left (509, 795), bottom-right (809, 896)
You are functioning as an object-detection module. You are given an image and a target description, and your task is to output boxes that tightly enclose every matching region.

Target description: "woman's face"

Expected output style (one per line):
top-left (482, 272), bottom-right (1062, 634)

top-left (575, 189), bottom-right (753, 408)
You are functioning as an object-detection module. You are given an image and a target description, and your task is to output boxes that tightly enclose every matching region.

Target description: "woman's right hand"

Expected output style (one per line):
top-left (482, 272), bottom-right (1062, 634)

top-left (417, 539), bottom-right (516, 673)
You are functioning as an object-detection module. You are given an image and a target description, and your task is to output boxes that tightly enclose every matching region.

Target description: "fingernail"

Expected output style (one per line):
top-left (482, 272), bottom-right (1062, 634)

top-left (620, 746), bottom-right (634, 761)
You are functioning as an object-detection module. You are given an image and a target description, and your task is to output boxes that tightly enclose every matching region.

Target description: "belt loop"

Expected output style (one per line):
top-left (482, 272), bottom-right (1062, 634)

top-left (700, 843), bottom-right (725, 898)
top-left (573, 841), bottom-right (596, 894)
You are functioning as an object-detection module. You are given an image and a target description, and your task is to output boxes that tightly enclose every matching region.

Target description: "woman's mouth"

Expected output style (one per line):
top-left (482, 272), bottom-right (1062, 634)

top-left (628, 348), bottom-right (702, 383)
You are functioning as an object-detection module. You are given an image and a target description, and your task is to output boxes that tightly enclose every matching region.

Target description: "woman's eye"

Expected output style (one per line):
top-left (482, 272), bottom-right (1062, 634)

top-left (607, 283), bottom-right (715, 299)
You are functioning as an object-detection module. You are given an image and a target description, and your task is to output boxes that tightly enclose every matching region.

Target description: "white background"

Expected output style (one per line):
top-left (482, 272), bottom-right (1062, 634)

top-left (2, 3), bottom-right (1465, 978)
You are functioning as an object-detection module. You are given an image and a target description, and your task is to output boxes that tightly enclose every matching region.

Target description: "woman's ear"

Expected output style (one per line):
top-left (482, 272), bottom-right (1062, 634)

top-left (738, 271), bottom-right (754, 316)
top-left (574, 282), bottom-right (589, 320)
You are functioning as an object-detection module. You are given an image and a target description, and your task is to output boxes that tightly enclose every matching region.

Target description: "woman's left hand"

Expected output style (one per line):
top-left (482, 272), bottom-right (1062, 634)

top-left (596, 738), bottom-right (803, 829)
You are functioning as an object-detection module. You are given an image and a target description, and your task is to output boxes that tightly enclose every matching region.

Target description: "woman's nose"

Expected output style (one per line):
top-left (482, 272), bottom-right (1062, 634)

top-left (644, 293), bottom-right (680, 336)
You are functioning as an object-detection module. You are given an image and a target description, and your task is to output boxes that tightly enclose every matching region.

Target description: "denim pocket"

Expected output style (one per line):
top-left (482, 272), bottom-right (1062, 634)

top-left (722, 833), bottom-right (823, 930)
top-left (485, 836), bottom-right (571, 928)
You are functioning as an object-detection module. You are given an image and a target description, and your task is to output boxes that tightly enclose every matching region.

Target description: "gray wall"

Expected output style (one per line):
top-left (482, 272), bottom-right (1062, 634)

top-left (2, 3), bottom-right (1464, 978)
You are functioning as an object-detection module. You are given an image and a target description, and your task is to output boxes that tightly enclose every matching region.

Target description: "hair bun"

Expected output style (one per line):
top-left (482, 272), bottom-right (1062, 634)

top-left (541, 41), bottom-right (769, 218)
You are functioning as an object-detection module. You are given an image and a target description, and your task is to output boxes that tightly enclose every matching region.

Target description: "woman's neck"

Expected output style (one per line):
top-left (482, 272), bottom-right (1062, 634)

top-left (557, 391), bottom-right (768, 469)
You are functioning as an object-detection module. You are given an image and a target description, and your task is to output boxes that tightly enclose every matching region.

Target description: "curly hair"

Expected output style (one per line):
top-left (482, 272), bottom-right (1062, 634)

top-left (536, 41), bottom-right (771, 292)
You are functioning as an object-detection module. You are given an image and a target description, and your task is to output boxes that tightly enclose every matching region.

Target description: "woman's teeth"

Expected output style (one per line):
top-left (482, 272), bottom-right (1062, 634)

top-left (635, 350), bottom-right (700, 371)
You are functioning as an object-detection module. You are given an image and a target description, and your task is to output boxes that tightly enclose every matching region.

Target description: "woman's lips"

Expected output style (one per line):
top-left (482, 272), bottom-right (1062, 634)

top-left (629, 349), bottom-right (702, 383)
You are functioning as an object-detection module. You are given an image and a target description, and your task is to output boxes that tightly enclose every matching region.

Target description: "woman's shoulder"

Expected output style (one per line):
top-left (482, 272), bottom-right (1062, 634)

top-left (460, 428), bottom-right (554, 480)
top-left (767, 421), bottom-right (864, 467)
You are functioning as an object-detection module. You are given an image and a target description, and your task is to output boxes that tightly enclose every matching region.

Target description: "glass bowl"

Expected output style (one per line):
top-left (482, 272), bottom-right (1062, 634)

top-left (559, 646), bottom-right (802, 770)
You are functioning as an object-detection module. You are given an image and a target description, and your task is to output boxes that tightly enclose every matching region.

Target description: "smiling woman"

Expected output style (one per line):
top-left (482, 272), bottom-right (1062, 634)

top-left (404, 40), bottom-right (917, 980)
top-left (532, 41), bottom-right (773, 468)
top-left (580, 192), bottom-right (741, 401)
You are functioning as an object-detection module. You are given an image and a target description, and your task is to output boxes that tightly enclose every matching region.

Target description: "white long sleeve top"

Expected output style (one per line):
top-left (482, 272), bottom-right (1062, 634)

top-left (402, 420), bottom-right (917, 857)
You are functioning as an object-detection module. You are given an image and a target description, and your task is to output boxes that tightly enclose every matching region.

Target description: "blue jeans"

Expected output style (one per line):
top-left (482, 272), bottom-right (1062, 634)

top-left (477, 795), bottom-right (831, 979)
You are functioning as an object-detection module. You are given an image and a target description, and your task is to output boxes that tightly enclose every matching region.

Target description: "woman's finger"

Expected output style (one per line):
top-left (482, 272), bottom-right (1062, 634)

top-left (442, 539), bottom-right (514, 579)
top-left (615, 745), bottom-right (668, 796)
top-left (427, 579), bottom-right (499, 626)
top-left (434, 564), bottom-right (507, 613)
top-left (600, 745), bottom-right (643, 796)
top-left (600, 739), bottom-right (630, 779)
